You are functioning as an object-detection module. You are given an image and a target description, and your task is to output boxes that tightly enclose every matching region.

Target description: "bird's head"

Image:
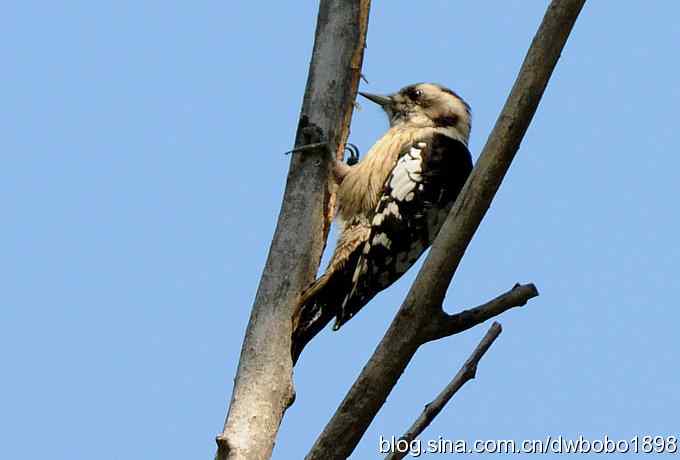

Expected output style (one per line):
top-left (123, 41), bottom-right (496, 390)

top-left (359, 83), bottom-right (471, 144)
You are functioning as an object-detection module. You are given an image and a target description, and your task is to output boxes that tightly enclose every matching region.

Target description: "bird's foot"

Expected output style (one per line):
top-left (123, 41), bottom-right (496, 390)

top-left (285, 141), bottom-right (360, 184)
top-left (344, 143), bottom-right (360, 166)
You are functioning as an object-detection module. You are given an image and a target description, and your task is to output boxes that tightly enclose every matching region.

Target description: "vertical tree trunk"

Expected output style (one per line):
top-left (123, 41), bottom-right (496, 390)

top-left (215, 2), bottom-right (371, 459)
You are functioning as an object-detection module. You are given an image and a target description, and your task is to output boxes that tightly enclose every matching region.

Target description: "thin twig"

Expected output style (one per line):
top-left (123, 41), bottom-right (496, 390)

top-left (283, 142), bottom-right (329, 155)
top-left (385, 322), bottom-right (503, 460)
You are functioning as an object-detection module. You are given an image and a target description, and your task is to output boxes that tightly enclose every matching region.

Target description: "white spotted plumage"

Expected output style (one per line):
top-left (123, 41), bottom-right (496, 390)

top-left (389, 145), bottom-right (424, 201)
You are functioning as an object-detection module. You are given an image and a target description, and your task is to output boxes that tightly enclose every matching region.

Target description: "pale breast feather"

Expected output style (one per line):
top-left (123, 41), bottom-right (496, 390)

top-left (336, 133), bottom-right (473, 327)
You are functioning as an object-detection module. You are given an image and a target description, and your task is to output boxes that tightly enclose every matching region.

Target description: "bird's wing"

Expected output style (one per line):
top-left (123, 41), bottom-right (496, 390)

top-left (336, 132), bottom-right (472, 327)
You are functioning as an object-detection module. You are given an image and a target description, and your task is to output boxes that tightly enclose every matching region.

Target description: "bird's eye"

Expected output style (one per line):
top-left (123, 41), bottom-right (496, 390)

top-left (405, 87), bottom-right (422, 101)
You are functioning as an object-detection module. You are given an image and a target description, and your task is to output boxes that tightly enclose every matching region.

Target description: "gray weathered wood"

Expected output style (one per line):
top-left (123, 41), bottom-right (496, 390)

top-left (215, 2), bottom-right (371, 459)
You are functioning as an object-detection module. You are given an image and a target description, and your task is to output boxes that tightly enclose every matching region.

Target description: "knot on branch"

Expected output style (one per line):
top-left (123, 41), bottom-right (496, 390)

top-left (299, 115), bottom-right (324, 146)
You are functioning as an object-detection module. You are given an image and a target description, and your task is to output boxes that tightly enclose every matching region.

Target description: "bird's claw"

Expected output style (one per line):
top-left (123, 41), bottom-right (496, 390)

top-left (344, 143), bottom-right (360, 166)
top-left (284, 142), bottom-right (359, 168)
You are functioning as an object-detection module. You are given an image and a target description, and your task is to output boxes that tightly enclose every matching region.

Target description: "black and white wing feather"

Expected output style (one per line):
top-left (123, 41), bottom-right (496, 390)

top-left (335, 133), bottom-right (472, 327)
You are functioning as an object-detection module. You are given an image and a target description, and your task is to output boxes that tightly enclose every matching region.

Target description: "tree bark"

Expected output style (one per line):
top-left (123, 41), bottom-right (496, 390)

top-left (306, 0), bottom-right (586, 458)
top-left (215, 2), bottom-right (370, 459)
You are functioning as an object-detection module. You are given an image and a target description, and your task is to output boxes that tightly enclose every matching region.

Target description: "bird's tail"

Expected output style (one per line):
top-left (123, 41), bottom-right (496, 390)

top-left (291, 250), bottom-right (363, 363)
top-left (291, 220), bottom-right (374, 362)
top-left (291, 277), bottom-right (335, 363)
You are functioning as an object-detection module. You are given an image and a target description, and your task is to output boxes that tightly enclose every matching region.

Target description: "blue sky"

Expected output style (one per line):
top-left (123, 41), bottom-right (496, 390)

top-left (2, 1), bottom-right (679, 459)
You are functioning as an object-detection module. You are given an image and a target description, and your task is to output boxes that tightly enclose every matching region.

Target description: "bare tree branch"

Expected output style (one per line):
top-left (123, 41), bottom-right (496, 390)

top-left (424, 284), bottom-right (538, 342)
top-left (385, 322), bottom-right (503, 460)
top-left (306, 1), bottom-right (585, 458)
top-left (305, 285), bottom-right (537, 459)
top-left (215, 2), bottom-right (371, 459)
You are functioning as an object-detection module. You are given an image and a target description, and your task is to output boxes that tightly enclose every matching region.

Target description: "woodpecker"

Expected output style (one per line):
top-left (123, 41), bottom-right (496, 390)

top-left (292, 83), bottom-right (473, 361)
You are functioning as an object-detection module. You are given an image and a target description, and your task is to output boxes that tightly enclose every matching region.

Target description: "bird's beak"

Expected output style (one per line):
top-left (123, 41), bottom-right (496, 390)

top-left (358, 92), bottom-right (392, 108)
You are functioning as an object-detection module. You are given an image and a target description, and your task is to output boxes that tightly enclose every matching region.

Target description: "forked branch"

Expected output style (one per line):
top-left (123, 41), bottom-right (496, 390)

top-left (306, 1), bottom-right (586, 458)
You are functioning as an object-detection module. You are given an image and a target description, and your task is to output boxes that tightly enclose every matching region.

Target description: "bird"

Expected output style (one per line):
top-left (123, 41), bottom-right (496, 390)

top-left (292, 83), bottom-right (473, 361)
